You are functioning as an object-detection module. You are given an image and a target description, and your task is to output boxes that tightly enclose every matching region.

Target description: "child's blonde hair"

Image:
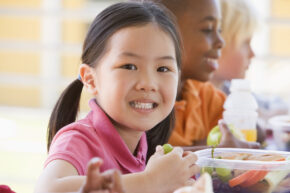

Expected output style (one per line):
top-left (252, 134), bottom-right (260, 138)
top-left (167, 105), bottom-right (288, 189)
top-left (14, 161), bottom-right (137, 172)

top-left (220, 0), bottom-right (258, 47)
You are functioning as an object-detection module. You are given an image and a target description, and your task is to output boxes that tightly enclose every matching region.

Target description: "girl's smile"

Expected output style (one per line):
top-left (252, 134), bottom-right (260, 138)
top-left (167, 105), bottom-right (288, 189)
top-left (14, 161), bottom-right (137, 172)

top-left (129, 99), bottom-right (158, 112)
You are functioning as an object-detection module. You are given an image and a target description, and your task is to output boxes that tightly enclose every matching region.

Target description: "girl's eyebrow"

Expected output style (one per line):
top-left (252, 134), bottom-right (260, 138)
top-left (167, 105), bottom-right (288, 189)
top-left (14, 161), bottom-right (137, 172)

top-left (157, 56), bottom-right (175, 61)
top-left (120, 52), bottom-right (141, 58)
top-left (120, 52), bottom-right (175, 61)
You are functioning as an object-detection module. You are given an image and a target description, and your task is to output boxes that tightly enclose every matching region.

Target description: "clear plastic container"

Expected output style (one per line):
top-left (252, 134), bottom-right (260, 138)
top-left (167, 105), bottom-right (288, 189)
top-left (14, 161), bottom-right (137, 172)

top-left (269, 115), bottom-right (290, 151)
top-left (195, 148), bottom-right (290, 193)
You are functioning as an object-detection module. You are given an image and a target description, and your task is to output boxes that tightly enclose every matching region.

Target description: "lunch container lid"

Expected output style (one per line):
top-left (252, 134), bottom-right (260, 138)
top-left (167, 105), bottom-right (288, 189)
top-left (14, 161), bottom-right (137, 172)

top-left (195, 148), bottom-right (290, 171)
top-left (269, 115), bottom-right (290, 131)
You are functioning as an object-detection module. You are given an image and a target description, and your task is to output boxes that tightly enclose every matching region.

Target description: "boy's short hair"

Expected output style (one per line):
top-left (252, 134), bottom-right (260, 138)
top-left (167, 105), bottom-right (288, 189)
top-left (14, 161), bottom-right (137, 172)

top-left (220, 0), bottom-right (258, 46)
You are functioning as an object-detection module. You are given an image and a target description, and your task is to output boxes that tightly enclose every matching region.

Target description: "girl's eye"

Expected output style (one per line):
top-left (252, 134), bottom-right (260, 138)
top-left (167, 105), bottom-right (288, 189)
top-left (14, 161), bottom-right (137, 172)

top-left (157, 66), bottom-right (170, 72)
top-left (121, 64), bottom-right (137, 70)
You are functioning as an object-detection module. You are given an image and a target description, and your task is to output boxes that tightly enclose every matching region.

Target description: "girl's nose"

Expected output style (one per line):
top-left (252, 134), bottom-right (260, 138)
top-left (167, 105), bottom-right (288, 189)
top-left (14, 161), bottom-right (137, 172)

top-left (135, 72), bottom-right (157, 92)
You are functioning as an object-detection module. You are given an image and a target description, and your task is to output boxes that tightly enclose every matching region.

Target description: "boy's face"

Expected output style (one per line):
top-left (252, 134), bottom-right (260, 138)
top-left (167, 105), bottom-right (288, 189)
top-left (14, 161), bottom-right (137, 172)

top-left (177, 0), bottom-right (224, 82)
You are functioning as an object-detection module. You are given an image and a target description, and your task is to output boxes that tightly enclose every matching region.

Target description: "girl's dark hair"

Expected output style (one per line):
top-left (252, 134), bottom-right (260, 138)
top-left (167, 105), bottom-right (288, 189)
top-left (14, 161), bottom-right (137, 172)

top-left (47, 1), bottom-right (182, 160)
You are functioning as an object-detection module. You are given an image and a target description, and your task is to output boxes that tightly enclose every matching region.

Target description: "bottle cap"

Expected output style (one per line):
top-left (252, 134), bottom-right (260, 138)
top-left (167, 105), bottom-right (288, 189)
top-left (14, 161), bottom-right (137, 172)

top-left (230, 79), bottom-right (251, 92)
top-left (224, 79), bottom-right (258, 111)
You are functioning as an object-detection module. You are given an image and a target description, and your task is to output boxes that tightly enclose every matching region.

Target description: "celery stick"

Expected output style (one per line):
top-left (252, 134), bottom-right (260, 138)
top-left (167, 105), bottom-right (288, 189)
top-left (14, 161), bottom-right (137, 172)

top-left (264, 170), bottom-right (289, 193)
top-left (264, 156), bottom-right (290, 193)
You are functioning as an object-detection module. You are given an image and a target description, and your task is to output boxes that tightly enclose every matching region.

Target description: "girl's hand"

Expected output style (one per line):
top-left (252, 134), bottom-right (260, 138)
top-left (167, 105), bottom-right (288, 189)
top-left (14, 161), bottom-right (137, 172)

top-left (144, 146), bottom-right (199, 193)
top-left (218, 120), bottom-right (260, 149)
top-left (80, 158), bottom-right (125, 193)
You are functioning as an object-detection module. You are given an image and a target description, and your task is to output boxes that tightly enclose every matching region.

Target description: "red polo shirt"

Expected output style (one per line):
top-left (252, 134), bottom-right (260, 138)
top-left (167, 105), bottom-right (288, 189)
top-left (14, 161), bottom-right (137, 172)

top-left (44, 99), bottom-right (148, 175)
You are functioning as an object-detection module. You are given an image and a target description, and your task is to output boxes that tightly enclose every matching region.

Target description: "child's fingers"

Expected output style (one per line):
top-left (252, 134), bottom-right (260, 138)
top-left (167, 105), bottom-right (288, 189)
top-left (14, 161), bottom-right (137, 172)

top-left (171, 146), bottom-right (183, 156)
top-left (218, 120), bottom-right (232, 136)
top-left (183, 152), bottom-right (198, 165)
top-left (248, 141), bottom-right (261, 149)
top-left (100, 170), bottom-right (125, 193)
top-left (153, 145), bottom-right (164, 156)
top-left (88, 157), bottom-right (103, 170)
top-left (81, 158), bottom-right (104, 193)
top-left (102, 170), bottom-right (115, 189)
top-left (111, 170), bottom-right (125, 193)
top-left (101, 169), bottom-right (124, 191)
top-left (185, 178), bottom-right (195, 186)
top-left (188, 164), bottom-right (200, 177)
top-left (88, 157), bottom-right (103, 172)
top-left (191, 173), bottom-right (213, 193)
top-left (155, 145), bottom-right (163, 153)
top-left (86, 158), bottom-right (103, 181)
top-left (182, 151), bottom-right (191, 157)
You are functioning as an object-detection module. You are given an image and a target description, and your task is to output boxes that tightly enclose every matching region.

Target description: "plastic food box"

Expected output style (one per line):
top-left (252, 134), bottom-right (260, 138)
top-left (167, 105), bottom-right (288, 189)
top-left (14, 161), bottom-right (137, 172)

top-left (195, 148), bottom-right (290, 193)
top-left (269, 115), bottom-right (290, 151)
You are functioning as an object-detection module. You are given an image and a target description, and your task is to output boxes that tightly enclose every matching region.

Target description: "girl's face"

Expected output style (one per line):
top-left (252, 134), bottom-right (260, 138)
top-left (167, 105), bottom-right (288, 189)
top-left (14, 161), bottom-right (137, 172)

top-left (178, 0), bottom-right (224, 82)
top-left (90, 24), bottom-right (178, 133)
top-left (216, 37), bottom-right (255, 81)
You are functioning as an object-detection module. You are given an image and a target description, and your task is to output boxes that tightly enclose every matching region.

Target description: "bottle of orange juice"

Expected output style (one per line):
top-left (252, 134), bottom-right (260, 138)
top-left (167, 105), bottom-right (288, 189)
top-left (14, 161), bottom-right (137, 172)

top-left (223, 79), bottom-right (258, 142)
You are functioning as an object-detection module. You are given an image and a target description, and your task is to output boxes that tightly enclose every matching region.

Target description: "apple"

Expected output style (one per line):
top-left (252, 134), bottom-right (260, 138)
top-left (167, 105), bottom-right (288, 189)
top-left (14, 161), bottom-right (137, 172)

top-left (207, 124), bottom-right (245, 146)
top-left (162, 143), bottom-right (173, 154)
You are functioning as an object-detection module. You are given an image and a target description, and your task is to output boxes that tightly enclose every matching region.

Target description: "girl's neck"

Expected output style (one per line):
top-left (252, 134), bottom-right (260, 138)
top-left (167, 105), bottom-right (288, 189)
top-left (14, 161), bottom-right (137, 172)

top-left (111, 119), bottom-right (143, 154)
top-left (117, 129), bottom-right (143, 155)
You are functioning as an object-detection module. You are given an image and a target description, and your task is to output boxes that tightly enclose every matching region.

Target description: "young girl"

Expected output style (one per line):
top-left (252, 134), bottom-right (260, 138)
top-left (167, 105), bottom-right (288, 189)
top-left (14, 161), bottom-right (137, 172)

top-left (34, 1), bottom-right (199, 193)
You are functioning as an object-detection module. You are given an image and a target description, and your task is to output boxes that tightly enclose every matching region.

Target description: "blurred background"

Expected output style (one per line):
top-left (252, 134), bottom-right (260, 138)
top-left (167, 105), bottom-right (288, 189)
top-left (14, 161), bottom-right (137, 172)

top-left (0, 0), bottom-right (290, 192)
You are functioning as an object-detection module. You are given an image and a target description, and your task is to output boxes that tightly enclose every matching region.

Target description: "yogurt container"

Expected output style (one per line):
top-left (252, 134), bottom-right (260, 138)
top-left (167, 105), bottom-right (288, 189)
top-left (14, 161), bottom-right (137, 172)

top-left (269, 115), bottom-right (290, 151)
top-left (195, 148), bottom-right (290, 193)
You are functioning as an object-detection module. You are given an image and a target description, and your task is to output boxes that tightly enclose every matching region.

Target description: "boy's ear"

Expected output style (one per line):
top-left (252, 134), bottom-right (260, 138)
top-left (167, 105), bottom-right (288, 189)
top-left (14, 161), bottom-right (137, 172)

top-left (79, 64), bottom-right (98, 95)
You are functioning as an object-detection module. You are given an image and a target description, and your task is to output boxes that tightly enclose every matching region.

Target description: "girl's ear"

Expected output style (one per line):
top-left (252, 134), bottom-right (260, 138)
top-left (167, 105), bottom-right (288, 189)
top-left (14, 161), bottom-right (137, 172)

top-left (79, 64), bottom-right (98, 95)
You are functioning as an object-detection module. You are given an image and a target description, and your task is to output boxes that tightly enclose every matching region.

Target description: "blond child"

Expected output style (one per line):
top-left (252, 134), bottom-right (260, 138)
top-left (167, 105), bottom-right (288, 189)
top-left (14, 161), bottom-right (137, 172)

top-left (211, 0), bottom-right (288, 131)
top-left (211, 0), bottom-right (257, 88)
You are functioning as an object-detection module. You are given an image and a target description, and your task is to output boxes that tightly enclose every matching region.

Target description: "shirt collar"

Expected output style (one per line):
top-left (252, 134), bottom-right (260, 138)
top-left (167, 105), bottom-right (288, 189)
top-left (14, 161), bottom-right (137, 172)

top-left (88, 99), bottom-right (147, 171)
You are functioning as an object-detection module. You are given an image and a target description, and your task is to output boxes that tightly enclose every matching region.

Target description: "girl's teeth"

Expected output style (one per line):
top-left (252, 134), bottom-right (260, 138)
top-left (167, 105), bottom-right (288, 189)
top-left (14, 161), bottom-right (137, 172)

top-left (131, 102), bottom-right (153, 109)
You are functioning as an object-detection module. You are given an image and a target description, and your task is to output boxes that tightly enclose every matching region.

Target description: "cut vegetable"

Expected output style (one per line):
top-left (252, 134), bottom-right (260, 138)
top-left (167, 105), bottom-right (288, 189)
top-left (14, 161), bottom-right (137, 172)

top-left (264, 170), bottom-right (289, 193)
top-left (229, 170), bottom-right (256, 187)
top-left (240, 170), bottom-right (268, 187)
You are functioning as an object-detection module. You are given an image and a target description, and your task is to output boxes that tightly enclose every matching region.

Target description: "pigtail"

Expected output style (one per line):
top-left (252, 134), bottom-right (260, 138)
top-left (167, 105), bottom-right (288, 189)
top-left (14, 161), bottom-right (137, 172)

top-left (47, 79), bottom-right (83, 151)
top-left (146, 109), bottom-right (175, 161)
